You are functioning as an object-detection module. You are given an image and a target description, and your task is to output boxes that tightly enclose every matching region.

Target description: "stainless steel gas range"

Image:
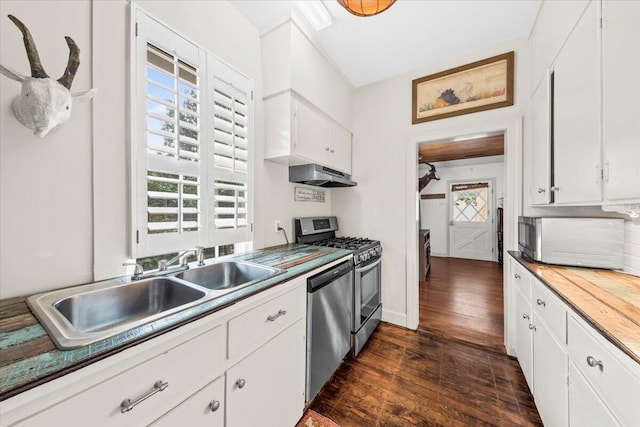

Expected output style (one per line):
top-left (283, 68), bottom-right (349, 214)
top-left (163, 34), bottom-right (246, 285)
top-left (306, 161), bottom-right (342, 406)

top-left (294, 216), bottom-right (383, 356)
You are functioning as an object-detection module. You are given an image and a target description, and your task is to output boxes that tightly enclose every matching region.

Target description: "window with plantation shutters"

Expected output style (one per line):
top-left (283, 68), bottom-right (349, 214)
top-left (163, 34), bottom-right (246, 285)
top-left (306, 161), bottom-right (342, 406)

top-left (133, 8), bottom-right (253, 257)
top-left (208, 58), bottom-right (252, 245)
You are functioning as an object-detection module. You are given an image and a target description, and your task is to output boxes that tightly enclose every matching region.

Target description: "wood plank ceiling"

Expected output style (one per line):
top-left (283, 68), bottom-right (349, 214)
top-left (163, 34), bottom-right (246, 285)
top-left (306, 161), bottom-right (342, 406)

top-left (418, 134), bottom-right (504, 164)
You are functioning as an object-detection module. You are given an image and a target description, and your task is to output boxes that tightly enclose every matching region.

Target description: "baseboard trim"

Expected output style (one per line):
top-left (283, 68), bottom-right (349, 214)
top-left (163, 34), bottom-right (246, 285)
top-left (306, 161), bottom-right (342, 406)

top-left (382, 308), bottom-right (407, 328)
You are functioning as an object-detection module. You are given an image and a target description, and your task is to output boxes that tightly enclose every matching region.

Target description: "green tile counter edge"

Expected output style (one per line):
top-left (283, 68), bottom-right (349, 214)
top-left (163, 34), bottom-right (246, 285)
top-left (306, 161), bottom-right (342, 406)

top-left (0, 244), bottom-right (351, 400)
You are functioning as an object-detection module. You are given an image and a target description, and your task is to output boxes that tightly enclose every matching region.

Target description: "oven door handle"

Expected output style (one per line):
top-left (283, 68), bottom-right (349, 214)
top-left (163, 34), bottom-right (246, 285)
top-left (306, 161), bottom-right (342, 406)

top-left (355, 257), bottom-right (381, 274)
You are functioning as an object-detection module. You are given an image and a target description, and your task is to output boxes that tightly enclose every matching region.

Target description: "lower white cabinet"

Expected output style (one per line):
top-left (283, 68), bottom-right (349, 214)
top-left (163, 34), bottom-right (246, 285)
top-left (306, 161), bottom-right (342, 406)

top-left (226, 319), bottom-right (306, 427)
top-left (150, 375), bottom-right (225, 427)
top-left (509, 254), bottom-right (640, 427)
top-left (569, 362), bottom-right (620, 427)
top-left (515, 288), bottom-right (534, 389)
top-left (9, 323), bottom-right (227, 427)
top-left (1, 271), bottom-right (315, 427)
top-left (532, 310), bottom-right (568, 427)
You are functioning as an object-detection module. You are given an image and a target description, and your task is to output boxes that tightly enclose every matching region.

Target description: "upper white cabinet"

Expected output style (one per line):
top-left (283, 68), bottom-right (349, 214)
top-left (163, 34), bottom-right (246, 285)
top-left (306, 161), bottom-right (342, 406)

top-left (528, 0), bottom-right (590, 97)
top-left (552, 0), bottom-right (602, 204)
top-left (529, 74), bottom-right (552, 204)
top-left (262, 18), bottom-right (354, 175)
top-left (527, 0), bottom-right (640, 208)
top-left (601, 0), bottom-right (640, 205)
top-left (264, 91), bottom-right (353, 174)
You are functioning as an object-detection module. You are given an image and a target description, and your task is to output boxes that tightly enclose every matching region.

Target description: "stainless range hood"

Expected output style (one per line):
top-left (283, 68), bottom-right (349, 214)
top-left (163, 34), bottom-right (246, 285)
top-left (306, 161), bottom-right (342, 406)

top-left (289, 164), bottom-right (357, 188)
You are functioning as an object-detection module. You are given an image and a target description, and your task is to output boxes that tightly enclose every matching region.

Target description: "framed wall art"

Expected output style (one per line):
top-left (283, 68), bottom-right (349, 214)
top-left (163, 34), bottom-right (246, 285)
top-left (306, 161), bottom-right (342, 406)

top-left (412, 51), bottom-right (514, 124)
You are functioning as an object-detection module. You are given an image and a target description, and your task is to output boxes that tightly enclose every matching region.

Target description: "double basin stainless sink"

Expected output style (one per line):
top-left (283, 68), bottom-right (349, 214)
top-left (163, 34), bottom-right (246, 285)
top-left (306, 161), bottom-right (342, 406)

top-left (27, 260), bottom-right (285, 350)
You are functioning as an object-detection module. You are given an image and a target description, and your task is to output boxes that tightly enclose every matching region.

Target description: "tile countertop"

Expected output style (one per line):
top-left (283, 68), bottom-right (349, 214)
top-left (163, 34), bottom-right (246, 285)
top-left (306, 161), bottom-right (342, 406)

top-left (0, 244), bottom-right (352, 401)
top-left (509, 251), bottom-right (640, 365)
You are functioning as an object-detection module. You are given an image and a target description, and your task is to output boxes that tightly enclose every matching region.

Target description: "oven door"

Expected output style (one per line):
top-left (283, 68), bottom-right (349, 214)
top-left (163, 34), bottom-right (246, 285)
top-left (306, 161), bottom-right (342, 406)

top-left (353, 257), bottom-right (381, 331)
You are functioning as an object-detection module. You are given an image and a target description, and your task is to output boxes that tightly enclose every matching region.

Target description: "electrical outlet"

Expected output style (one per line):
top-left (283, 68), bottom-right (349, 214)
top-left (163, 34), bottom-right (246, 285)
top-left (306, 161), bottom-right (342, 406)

top-left (275, 220), bottom-right (281, 232)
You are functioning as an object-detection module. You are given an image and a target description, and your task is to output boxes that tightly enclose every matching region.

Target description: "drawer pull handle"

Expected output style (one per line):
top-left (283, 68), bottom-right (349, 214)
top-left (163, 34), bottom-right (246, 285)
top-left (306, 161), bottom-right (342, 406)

top-left (522, 313), bottom-right (530, 320)
top-left (536, 299), bottom-right (546, 307)
top-left (267, 309), bottom-right (287, 322)
top-left (528, 324), bottom-right (536, 331)
top-left (514, 273), bottom-right (521, 279)
top-left (587, 356), bottom-right (603, 370)
top-left (120, 380), bottom-right (168, 413)
top-left (209, 400), bottom-right (221, 412)
top-left (537, 188), bottom-right (546, 194)
top-left (236, 378), bottom-right (246, 389)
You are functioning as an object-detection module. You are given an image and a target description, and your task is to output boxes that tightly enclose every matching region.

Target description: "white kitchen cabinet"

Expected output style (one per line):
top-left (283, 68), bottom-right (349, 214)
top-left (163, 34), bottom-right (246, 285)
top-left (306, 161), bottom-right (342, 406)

top-left (508, 254), bottom-right (640, 427)
top-left (567, 314), bottom-right (640, 426)
top-left (150, 375), bottom-right (225, 427)
top-left (601, 0), bottom-right (640, 204)
top-left (264, 91), bottom-right (353, 174)
top-left (569, 362), bottom-right (621, 427)
top-left (1, 267), bottom-right (320, 427)
top-left (528, 0), bottom-right (590, 97)
top-left (531, 277), bottom-right (569, 427)
top-left (552, 0), bottom-right (602, 205)
top-left (515, 288), bottom-right (534, 390)
top-left (9, 322), bottom-right (227, 427)
top-left (529, 73), bottom-right (552, 205)
top-left (226, 319), bottom-right (306, 427)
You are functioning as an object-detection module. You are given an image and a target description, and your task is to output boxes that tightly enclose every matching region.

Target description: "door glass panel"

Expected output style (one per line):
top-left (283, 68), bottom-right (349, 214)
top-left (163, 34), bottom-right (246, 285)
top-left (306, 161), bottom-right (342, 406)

top-left (452, 184), bottom-right (489, 222)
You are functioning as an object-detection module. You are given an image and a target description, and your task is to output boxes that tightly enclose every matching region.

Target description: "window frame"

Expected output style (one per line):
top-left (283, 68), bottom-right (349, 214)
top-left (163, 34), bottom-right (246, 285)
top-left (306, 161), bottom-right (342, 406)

top-left (130, 5), bottom-right (254, 258)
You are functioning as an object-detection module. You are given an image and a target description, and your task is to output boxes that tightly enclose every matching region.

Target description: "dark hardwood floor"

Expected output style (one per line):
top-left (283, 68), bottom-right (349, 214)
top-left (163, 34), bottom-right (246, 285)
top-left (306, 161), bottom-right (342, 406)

top-left (420, 256), bottom-right (505, 353)
top-left (310, 323), bottom-right (542, 426)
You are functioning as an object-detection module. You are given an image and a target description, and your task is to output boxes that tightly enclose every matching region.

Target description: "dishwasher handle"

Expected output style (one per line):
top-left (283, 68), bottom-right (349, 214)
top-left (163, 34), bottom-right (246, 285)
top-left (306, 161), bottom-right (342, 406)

top-left (307, 260), bottom-right (353, 293)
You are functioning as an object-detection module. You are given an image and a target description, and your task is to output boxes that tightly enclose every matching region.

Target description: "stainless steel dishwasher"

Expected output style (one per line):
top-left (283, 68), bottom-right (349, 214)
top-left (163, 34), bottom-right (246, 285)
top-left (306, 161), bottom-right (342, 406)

top-left (306, 260), bottom-right (353, 402)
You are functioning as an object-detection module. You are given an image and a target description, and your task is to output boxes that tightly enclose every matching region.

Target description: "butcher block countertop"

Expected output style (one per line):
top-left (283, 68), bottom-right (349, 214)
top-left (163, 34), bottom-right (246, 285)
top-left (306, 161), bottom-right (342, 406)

top-left (0, 244), bottom-right (351, 400)
top-left (510, 251), bottom-right (640, 365)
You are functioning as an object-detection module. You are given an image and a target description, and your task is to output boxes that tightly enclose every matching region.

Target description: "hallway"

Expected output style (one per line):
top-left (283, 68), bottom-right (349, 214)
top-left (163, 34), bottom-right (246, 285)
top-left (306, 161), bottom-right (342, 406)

top-left (419, 256), bottom-right (504, 352)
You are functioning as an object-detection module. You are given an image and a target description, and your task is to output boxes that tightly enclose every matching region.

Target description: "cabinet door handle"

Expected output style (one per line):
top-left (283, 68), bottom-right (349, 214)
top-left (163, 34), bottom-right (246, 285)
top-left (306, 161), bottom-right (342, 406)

top-left (330, 149), bottom-right (335, 153)
top-left (209, 400), bottom-right (221, 412)
top-left (537, 188), bottom-right (546, 194)
top-left (120, 380), bottom-right (168, 413)
top-left (550, 186), bottom-right (560, 192)
top-left (267, 309), bottom-right (287, 322)
top-left (522, 313), bottom-right (530, 320)
top-left (536, 299), bottom-right (546, 307)
top-left (586, 356), bottom-right (604, 370)
top-left (325, 146), bottom-right (330, 151)
top-left (236, 378), bottom-right (246, 389)
top-left (528, 324), bottom-right (536, 331)
top-left (514, 273), bottom-right (521, 279)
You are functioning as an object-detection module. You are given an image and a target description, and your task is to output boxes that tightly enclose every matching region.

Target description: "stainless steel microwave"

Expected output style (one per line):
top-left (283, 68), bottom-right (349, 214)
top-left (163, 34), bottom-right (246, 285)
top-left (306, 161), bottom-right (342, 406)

top-left (518, 217), bottom-right (624, 269)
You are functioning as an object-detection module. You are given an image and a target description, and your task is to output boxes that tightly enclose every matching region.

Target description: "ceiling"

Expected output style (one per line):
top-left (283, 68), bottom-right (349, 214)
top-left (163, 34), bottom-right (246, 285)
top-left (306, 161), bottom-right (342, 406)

top-left (418, 134), bottom-right (504, 164)
top-left (228, 0), bottom-right (540, 87)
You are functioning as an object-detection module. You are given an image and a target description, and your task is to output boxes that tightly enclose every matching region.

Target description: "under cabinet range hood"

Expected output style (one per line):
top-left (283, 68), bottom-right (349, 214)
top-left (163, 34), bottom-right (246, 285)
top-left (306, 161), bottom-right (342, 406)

top-left (289, 164), bottom-right (357, 187)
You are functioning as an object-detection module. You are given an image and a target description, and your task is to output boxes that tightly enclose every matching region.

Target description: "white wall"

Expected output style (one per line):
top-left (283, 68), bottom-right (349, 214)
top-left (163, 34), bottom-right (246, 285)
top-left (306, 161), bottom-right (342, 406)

top-left (1, 0), bottom-right (94, 298)
top-left (420, 157), bottom-right (505, 256)
top-left (332, 37), bottom-right (528, 326)
top-left (0, 0), bottom-right (302, 299)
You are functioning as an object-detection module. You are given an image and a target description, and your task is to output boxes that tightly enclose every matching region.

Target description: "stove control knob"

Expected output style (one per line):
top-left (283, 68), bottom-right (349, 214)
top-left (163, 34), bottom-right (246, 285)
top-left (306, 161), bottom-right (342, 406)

top-left (369, 249), bottom-right (376, 257)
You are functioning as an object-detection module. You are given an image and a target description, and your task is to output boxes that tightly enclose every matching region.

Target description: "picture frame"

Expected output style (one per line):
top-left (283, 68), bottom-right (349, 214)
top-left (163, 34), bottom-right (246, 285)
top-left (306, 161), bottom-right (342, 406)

top-left (412, 51), bottom-right (514, 124)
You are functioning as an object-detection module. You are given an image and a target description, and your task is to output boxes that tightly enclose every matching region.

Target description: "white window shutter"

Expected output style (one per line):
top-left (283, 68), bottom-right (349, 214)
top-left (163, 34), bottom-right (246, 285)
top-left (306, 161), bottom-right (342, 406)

top-left (133, 10), bottom-right (206, 257)
top-left (132, 6), bottom-right (253, 257)
top-left (208, 57), bottom-right (253, 246)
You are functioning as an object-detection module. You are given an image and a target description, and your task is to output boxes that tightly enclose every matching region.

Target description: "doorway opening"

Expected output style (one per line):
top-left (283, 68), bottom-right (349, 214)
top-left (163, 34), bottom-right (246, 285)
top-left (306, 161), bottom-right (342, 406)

top-left (417, 132), bottom-right (506, 352)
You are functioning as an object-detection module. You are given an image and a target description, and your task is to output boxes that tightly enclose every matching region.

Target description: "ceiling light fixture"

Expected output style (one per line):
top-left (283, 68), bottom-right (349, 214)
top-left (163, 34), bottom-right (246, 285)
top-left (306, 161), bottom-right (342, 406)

top-left (294, 1), bottom-right (332, 31)
top-left (337, 0), bottom-right (397, 17)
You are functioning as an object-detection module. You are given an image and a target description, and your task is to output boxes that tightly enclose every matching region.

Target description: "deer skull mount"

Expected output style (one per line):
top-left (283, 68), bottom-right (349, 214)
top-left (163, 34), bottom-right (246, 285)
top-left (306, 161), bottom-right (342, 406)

top-left (0, 15), bottom-right (97, 137)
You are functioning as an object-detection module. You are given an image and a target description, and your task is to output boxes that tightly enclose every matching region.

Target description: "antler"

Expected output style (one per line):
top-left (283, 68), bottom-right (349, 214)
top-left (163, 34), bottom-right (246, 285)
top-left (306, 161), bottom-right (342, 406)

top-left (7, 15), bottom-right (49, 79)
top-left (57, 36), bottom-right (80, 90)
